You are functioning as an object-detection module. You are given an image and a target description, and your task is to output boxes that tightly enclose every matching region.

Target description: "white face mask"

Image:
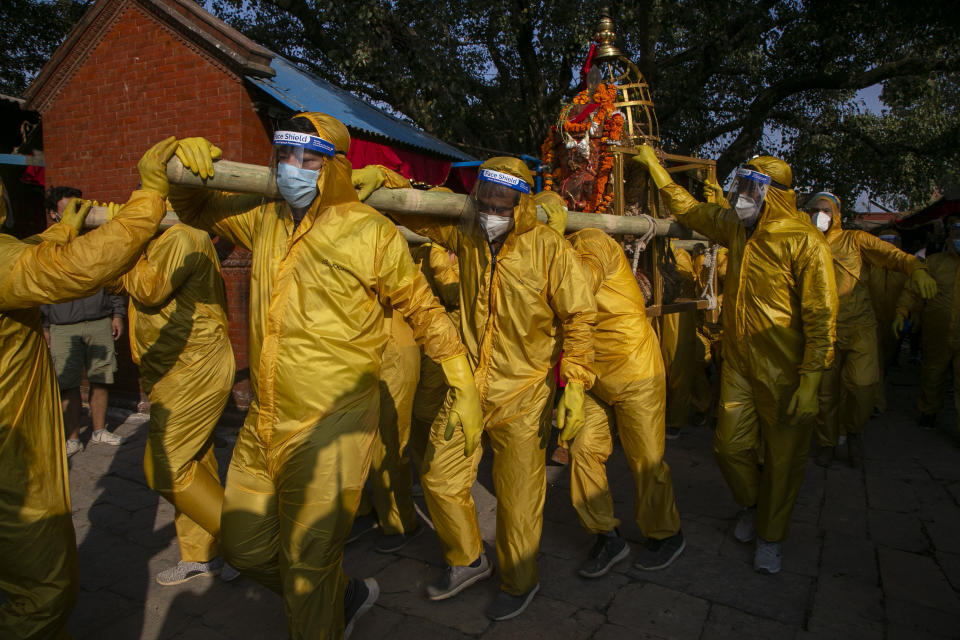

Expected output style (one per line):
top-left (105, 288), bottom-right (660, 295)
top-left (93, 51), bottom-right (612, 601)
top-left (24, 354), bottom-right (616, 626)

top-left (276, 162), bottom-right (319, 209)
top-left (479, 212), bottom-right (512, 242)
top-left (812, 212), bottom-right (832, 232)
top-left (734, 195), bottom-right (759, 227)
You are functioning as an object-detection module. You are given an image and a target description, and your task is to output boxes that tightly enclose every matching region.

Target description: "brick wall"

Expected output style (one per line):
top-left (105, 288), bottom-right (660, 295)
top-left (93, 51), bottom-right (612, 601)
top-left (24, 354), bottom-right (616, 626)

top-left (42, 3), bottom-right (269, 410)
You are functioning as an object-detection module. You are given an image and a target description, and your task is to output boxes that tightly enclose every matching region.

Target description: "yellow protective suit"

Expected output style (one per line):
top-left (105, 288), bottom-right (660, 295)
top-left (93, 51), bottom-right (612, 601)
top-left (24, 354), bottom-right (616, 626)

top-left (897, 248), bottom-right (960, 434)
top-left (660, 246), bottom-right (703, 427)
top-left (565, 228), bottom-right (680, 539)
top-left (0, 189), bottom-right (166, 639)
top-left (369, 311), bottom-right (420, 535)
top-left (869, 266), bottom-right (908, 412)
top-left (408, 242), bottom-right (460, 467)
top-left (117, 224), bottom-right (236, 562)
top-left (658, 156), bottom-right (837, 542)
top-left (397, 158), bottom-right (596, 596)
top-left (169, 114), bottom-right (464, 639)
top-left (814, 201), bottom-right (926, 447)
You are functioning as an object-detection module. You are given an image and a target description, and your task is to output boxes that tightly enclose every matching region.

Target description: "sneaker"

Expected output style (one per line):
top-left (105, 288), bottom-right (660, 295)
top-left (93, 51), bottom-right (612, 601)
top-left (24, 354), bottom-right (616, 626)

top-left (579, 533), bottom-right (630, 578)
top-left (375, 523), bottom-right (423, 553)
top-left (633, 530), bottom-right (685, 571)
top-left (66, 438), bottom-right (83, 457)
top-left (734, 506), bottom-right (756, 543)
top-left (156, 558), bottom-right (223, 586)
top-left (486, 584), bottom-right (539, 621)
top-left (815, 445), bottom-right (834, 468)
top-left (426, 554), bottom-right (493, 601)
top-left (346, 513), bottom-right (379, 544)
top-left (89, 428), bottom-right (126, 446)
top-left (344, 577), bottom-right (379, 639)
top-left (847, 433), bottom-right (863, 468)
top-left (754, 537), bottom-right (781, 574)
top-left (665, 427), bottom-right (681, 440)
top-left (219, 562), bottom-right (241, 582)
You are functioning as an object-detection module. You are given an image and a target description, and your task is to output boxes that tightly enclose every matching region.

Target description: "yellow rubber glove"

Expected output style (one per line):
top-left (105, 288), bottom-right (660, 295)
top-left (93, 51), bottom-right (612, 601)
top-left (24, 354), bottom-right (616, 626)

top-left (892, 311), bottom-right (907, 338)
top-left (911, 269), bottom-right (937, 299)
top-left (631, 145), bottom-right (673, 190)
top-left (105, 201), bottom-right (121, 222)
top-left (175, 137), bottom-right (222, 181)
top-left (557, 381), bottom-right (586, 445)
top-left (138, 137), bottom-right (180, 198)
top-left (786, 371), bottom-right (822, 421)
top-left (542, 202), bottom-right (567, 235)
top-left (59, 198), bottom-right (93, 232)
top-left (440, 354), bottom-right (484, 457)
top-left (704, 179), bottom-right (730, 208)
top-left (352, 165), bottom-right (387, 201)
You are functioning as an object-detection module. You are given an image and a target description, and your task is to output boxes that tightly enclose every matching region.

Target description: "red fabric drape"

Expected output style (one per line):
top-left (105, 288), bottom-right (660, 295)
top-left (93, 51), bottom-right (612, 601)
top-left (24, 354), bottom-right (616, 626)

top-left (347, 137), bottom-right (452, 186)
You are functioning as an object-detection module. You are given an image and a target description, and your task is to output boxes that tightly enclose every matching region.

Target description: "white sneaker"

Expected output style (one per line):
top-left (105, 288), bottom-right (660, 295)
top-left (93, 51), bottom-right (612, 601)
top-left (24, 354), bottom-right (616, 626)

top-left (90, 428), bottom-right (126, 446)
top-left (734, 506), bottom-right (756, 543)
top-left (66, 438), bottom-right (83, 457)
top-left (754, 537), bottom-right (781, 574)
top-left (426, 554), bottom-right (493, 600)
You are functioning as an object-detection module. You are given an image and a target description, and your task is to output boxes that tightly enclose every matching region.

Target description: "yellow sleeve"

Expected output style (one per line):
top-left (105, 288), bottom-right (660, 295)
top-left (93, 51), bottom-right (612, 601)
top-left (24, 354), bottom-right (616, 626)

top-left (22, 222), bottom-right (78, 246)
top-left (119, 226), bottom-right (198, 307)
top-left (427, 244), bottom-right (460, 308)
top-left (547, 235), bottom-right (597, 388)
top-left (660, 183), bottom-right (741, 247)
top-left (168, 184), bottom-right (261, 251)
top-left (375, 223), bottom-right (465, 363)
top-left (857, 231), bottom-right (926, 276)
top-left (0, 190), bottom-right (165, 310)
top-left (796, 234), bottom-right (839, 373)
top-left (568, 231), bottom-right (614, 295)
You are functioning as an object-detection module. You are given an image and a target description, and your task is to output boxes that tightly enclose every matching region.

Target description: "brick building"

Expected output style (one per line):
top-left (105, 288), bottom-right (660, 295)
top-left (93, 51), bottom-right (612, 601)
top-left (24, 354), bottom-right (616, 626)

top-left (24, 0), bottom-right (471, 411)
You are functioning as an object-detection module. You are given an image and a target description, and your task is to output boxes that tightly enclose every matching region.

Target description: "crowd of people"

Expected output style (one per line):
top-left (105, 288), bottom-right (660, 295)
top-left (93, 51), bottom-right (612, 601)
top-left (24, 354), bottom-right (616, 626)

top-left (0, 111), bottom-right (955, 639)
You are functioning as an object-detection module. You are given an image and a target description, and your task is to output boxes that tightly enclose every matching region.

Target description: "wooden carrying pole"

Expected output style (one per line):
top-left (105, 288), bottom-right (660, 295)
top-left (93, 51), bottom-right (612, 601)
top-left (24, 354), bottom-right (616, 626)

top-left (84, 158), bottom-right (705, 241)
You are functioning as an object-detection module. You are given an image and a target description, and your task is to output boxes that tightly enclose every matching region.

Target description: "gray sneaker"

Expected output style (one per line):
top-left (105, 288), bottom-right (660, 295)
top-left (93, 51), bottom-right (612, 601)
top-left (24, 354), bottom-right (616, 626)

top-left (344, 577), bottom-right (379, 639)
top-left (633, 530), bottom-right (685, 571)
top-left (734, 506), bottom-right (756, 543)
top-left (486, 584), bottom-right (539, 621)
top-left (156, 558), bottom-right (223, 585)
top-left (90, 428), bottom-right (126, 446)
top-left (375, 523), bottom-right (423, 554)
top-left (426, 554), bottom-right (493, 601)
top-left (579, 533), bottom-right (630, 578)
top-left (66, 438), bottom-right (83, 457)
top-left (754, 537), bottom-right (781, 574)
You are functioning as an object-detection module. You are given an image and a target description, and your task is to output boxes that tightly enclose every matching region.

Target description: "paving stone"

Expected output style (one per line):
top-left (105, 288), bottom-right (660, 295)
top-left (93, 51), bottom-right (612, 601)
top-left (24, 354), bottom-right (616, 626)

top-left (884, 597), bottom-right (960, 639)
top-left (606, 582), bottom-right (708, 640)
top-left (482, 595), bottom-right (603, 640)
top-left (780, 522), bottom-right (821, 577)
top-left (701, 603), bottom-right (797, 640)
top-left (623, 546), bottom-right (811, 625)
top-left (878, 547), bottom-right (959, 612)
top-left (867, 510), bottom-right (929, 553)
top-left (591, 622), bottom-right (663, 640)
top-left (67, 587), bottom-right (141, 638)
top-left (864, 475), bottom-right (918, 513)
top-left (356, 610), bottom-right (472, 640)
top-left (536, 551), bottom-right (628, 611)
top-left (807, 575), bottom-right (883, 638)
top-left (921, 507), bottom-right (960, 555)
top-left (677, 516), bottom-right (727, 555)
top-left (819, 530), bottom-right (878, 584)
top-left (934, 550), bottom-right (960, 592)
top-left (198, 586), bottom-right (286, 638)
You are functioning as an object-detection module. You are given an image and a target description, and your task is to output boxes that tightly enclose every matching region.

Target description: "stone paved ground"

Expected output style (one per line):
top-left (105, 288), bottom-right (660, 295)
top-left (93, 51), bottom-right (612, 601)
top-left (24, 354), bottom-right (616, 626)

top-left (65, 360), bottom-right (960, 639)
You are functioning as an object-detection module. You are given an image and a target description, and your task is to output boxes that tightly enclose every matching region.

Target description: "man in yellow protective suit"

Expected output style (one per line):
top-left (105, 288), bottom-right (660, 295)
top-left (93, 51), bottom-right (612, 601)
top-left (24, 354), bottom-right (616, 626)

top-left (868, 231), bottom-right (909, 413)
top-left (354, 158), bottom-right (596, 620)
top-left (168, 113), bottom-right (480, 640)
top-left (113, 222), bottom-right (238, 584)
top-left (634, 147), bottom-right (837, 575)
top-left (805, 193), bottom-right (935, 468)
top-left (538, 191), bottom-right (683, 577)
top-left (894, 215), bottom-right (960, 444)
top-left (0, 137), bottom-right (180, 639)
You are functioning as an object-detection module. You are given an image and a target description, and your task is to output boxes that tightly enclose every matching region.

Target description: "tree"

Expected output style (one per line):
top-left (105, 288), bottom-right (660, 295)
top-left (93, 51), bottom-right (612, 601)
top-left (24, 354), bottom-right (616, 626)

top-left (0, 0), bottom-right (89, 96)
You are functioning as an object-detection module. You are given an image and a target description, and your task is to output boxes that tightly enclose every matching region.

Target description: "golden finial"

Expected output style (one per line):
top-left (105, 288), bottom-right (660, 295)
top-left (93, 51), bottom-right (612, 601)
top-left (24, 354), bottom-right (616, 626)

top-left (594, 8), bottom-right (624, 61)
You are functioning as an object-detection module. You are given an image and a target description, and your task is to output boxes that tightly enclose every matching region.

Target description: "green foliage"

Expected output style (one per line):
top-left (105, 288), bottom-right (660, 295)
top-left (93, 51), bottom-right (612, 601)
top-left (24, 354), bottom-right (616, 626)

top-left (0, 0), bottom-right (88, 96)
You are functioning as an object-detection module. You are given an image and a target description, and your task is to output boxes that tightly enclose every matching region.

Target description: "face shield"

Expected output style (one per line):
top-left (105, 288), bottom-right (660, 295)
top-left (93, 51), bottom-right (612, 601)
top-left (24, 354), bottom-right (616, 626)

top-left (469, 168), bottom-right (529, 243)
top-left (271, 130), bottom-right (336, 209)
top-left (725, 167), bottom-right (771, 227)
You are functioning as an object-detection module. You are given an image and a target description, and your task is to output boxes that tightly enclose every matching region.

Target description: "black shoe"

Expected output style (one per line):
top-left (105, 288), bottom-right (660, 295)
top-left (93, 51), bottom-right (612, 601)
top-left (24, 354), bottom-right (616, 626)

top-left (485, 584), bottom-right (539, 621)
top-left (633, 530), bottom-right (685, 571)
top-left (847, 434), bottom-right (863, 468)
top-left (344, 577), bottom-right (379, 639)
top-left (346, 513), bottom-right (378, 544)
top-left (815, 445), bottom-right (834, 468)
top-left (374, 523), bottom-right (423, 553)
top-left (578, 533), bottom-right (630, 578)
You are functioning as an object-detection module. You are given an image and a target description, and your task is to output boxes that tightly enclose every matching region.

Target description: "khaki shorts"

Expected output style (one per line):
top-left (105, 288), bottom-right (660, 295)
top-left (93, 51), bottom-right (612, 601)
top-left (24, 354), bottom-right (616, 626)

top-left (49, 317), bottom-right (118, 389)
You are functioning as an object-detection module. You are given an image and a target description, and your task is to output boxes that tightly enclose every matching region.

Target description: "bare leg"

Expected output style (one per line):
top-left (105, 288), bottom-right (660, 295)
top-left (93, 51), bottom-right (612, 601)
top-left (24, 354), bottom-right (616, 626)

top-left (62, 388), bottom-right (82, 441)
top-left (90, 384), bottom-right (108, 433)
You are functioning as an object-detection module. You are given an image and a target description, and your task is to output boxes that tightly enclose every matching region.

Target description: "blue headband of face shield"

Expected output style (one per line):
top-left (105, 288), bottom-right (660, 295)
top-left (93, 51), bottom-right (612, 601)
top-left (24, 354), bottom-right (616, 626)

top-left (272, 131), bottom-right (336, 156)
top-left (478, 169), bottom-right (531, 194)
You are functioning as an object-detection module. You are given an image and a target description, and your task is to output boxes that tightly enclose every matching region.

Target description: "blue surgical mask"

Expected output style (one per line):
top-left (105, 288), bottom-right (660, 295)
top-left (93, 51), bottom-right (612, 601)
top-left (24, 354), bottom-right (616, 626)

top-left (276, 162), bottom-right (319, 209)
